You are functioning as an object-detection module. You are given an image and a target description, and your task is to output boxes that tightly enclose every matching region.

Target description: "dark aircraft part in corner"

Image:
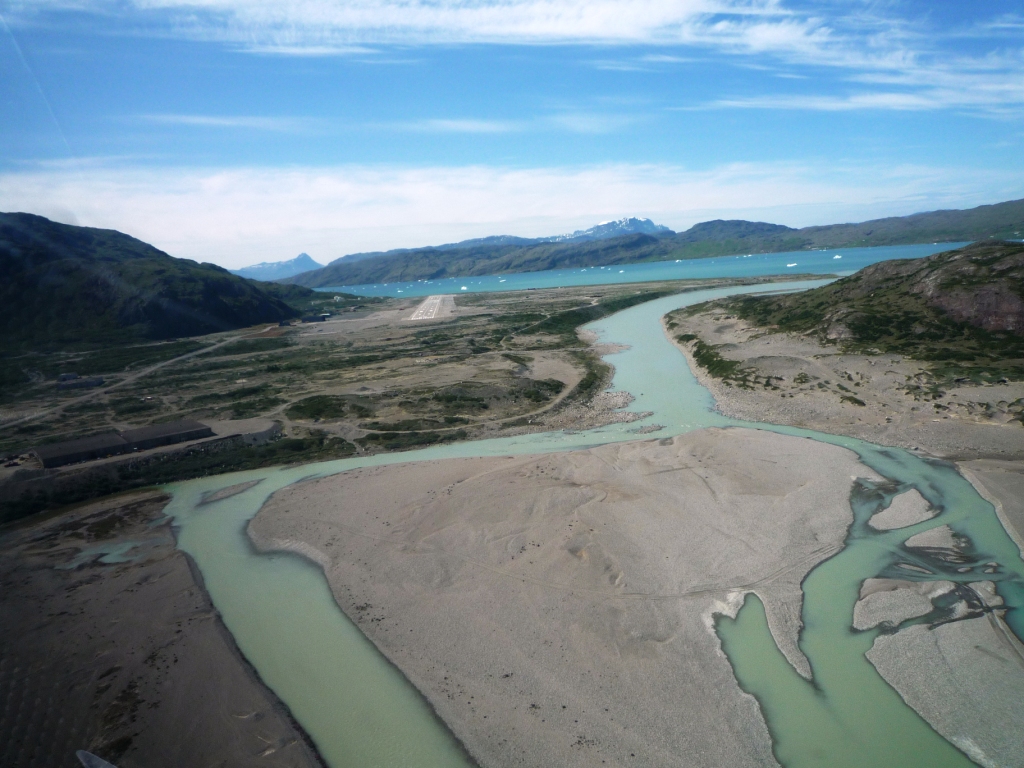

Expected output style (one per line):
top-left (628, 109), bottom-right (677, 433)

top-left (76, 750), bottom-right (119, 768)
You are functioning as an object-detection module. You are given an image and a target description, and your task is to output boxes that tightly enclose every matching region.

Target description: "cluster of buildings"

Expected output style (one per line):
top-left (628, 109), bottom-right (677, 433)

top-left (32, 420), bottom-right (214, 468)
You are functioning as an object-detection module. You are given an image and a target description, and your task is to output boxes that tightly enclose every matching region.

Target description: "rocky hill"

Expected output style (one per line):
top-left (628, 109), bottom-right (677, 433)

top-left (231, 252), bottom-right (323, 281)
top-left (725, 240), bottom-right (1024, 370)
top-left (0, 212), bottom-right (316, 351)
top-left (283, 198), bottom-right (1024, 288)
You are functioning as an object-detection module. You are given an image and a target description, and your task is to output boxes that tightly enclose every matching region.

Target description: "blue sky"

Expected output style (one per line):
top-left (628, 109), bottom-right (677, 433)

top-left (1, 0), bottom-right (1023, 268)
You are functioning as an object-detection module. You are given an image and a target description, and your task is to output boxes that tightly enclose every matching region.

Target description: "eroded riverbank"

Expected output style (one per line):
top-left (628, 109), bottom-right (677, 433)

top-left (165, 279), bottom-right (1024, 768)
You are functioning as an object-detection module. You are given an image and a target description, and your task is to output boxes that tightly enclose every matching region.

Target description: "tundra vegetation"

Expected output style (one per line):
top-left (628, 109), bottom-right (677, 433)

top-left (1, 276), bottom-right (793, 520)
top-left (666, 241), bottom-right (1024, 434)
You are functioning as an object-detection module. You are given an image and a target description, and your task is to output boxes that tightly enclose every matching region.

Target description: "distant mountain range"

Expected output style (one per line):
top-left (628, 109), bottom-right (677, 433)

top-left (280, 199), bottom-right (1024, 288)
top-left (0, 212), bottom-right (316, 351)
top-left (332, 216), bottom-right (671, 266)
top-left (548, 217), bottom-right (673, 242)
top-left (231, 252), bottom-right (323, 281)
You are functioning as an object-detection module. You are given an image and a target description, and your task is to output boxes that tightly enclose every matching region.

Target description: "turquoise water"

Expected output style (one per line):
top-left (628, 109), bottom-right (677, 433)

top-left (716, 431), bottom-right (1024, 768)
top-left (318, 242), bottom-right (967, 297)
top-left (166, 276), bottom-right (1024, 767)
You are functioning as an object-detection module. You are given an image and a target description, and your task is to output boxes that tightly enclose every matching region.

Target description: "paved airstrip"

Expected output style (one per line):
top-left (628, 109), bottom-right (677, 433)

top-left (409, 294), bottom-right (455, 320)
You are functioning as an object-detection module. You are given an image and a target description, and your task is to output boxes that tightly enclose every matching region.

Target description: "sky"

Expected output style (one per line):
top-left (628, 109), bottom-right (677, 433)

top-left (1, 0), bottom-right (1023, 269)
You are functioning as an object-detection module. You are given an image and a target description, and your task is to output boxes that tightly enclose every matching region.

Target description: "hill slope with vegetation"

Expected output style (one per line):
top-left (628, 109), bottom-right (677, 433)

top-left (724, 240), bottom-right (1024, 379)
top-left (283, 198), bottom-right (1024, 287)
top-left (0, 212), bottom-right (317, 351)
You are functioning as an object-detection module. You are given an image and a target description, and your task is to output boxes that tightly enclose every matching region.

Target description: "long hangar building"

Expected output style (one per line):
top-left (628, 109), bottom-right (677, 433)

top-left (32, 420), bottom-right (214, 468)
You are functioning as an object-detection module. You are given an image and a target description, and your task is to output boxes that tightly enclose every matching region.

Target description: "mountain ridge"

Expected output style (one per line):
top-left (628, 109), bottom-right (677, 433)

top-left (721, 239), bottom-right (1024, 379)
top-left (0, 212), bottom-right (316, 351)
top-left (281, 198), bottom-right (1024, 288)
top-left (231, 252), bottom-right (323, 281)
top-left (325, 216), bottom-right (670, 266)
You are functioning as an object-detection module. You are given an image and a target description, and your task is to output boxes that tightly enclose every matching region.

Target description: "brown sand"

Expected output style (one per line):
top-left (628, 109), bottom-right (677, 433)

top-left (250, 427), bottom-right (878, 768)
top-left (664, 308), bottom-right (1024, 461)
top-left (960, 460), bottom-right (1024, 557)
top-left (853, 578), bottom-right (955, 631)
top-left (0, 491), bottom-right (322, 768)
top-left (868, 489), bottom-right (935, 530)
top-left (866, 590), bottom-right (1024, 767)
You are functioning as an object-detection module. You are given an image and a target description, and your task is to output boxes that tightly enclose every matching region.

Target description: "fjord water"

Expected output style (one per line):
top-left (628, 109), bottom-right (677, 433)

top-left (167, 278), bottom-right (1024, 767)
top-left (319, 242), bottom-right (966, 297)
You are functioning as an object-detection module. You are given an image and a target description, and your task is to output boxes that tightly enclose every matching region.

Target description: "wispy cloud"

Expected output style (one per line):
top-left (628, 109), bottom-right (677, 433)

top-left (243, 44), bottom-right (379, 56)
top-left (10, 1), bottom-right (1024, 113)
top-left (546, 112), bottom-right (638, 133)
top-left (396, 118), bottom-right (525, 134)
top-left (9, 0), bottom-right (777, 46)
top-left (3, 159), bottom-right (1017, 268)
top-left (387, 113), bottom-right (637, 135)
top-left (8, 2), bottom-right (1024, 115)
top-left (590, 60), bottom-right (653, 72)
top-left (138, 114), bottom-right (315, 131)
top-left (699, 61), bottom-right (1024, 115)
top-left (641, 53), bottom-right (696, 64)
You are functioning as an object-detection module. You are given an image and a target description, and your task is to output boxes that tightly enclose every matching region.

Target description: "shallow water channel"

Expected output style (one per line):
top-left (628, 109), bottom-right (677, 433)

top-left (165, 279), bottom-right (1024, 768)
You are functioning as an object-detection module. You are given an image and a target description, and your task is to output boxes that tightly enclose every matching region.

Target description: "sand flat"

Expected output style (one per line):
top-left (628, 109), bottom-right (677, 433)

top-left (664, 309), bottom-right (1024, 460)
top-left (869, 489), bottom-right (935, 530)
top-left (250, 427), bottom-right (876, 768)
top-left (867, 608), bottom-right (1024, 768)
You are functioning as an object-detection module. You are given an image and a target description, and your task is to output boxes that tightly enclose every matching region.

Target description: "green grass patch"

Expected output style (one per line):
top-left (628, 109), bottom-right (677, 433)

top-left (689, 339), bottom-right (744, 379)
top-left (357, 429), bottom-right (468, 451)
top-left (219, 337), bottom-right (293, 355)
top-left (187, 384), bottom-right (270, 405)
top-left (286, 395), bottom-right (347, 419)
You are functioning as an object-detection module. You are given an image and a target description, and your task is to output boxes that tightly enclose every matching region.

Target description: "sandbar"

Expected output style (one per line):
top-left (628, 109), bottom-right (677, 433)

top-left (250, 426), bottom-right (877, 768)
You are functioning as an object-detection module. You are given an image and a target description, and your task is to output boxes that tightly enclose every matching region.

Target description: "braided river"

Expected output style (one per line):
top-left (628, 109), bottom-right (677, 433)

top-left (165, 274), bottom-right (1024, 768)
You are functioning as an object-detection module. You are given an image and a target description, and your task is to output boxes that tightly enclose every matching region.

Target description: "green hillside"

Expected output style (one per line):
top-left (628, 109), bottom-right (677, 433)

top-left (0, 212), bottom-right (317, 351)
top-left (722, 240), bottom-right (1024, 381)
top-left (284, 198), bottom-right (1024, 287)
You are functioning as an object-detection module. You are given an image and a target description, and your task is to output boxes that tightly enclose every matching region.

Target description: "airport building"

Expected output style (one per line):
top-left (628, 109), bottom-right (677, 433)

top-left (32, 419), bottom-right (215, 468)
top-left (32, 433), bottom-right (130, 468)
top-left (119, 419), bottom-right (214, 451)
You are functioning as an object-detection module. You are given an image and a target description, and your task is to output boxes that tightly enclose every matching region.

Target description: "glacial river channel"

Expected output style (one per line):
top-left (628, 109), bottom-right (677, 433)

top-left (164, 279), bottom-right (1024, 768)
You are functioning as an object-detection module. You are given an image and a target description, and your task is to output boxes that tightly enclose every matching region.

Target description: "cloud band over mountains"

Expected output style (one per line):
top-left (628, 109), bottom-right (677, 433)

top-left (3, 160), bottom-right (1017, 269)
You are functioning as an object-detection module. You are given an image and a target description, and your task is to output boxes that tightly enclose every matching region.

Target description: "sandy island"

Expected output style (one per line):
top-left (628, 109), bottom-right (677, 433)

top-left (250, 427), bottom-right (879, 768)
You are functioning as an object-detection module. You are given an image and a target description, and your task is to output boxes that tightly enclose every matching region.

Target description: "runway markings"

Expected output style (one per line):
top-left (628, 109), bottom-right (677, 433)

top-left (410, 295), bottom-right (453, 320)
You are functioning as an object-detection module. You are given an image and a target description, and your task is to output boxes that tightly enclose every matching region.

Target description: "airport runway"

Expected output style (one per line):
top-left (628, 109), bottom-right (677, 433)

top-left (409, 295), bottom-right (454, 320)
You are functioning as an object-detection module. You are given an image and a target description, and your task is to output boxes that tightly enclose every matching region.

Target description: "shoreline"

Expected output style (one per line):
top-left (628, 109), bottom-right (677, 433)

top-left (247, 428), bottom-right (875, 768)
top-left (0, 490), bottom-right (324, 768)
top-left (179, 547), bottom-right (329, 768)
top-left (661, 313), bottom-right (1024, 544)
top-left (662, 314), bottom-right (1024, 767)
top-left (661, 314), bottom-right (1024, 462)
top-left (245, 531), bottom-right (485, 768)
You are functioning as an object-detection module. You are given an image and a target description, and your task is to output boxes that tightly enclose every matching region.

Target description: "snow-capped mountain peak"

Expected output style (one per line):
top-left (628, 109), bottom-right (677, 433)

top-left (547, 217), bottom-right (673, 243)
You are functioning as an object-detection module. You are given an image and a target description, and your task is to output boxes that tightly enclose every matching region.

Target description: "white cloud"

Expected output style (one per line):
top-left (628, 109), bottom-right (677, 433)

top-left (2, 160), bottom-right (1017, 269)
top-left (705, 92), bottom-right (942, 112)
top-left (703, 74), bottom-right (1024, 114)
top-left (11, 1), bottom-right (1023, 113)
top-left (139, 114), bottom-right (315, 131)
top-left (386, 113), bottom-right (638, 134)
top-left (8, 0), bottom-right (832, 52)
top-left (397, 118), bottom-right (524, 133)
top-left (244, 43), bottom-right (379, 56)
top-left (545, 112), bottom-right (638, 133)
